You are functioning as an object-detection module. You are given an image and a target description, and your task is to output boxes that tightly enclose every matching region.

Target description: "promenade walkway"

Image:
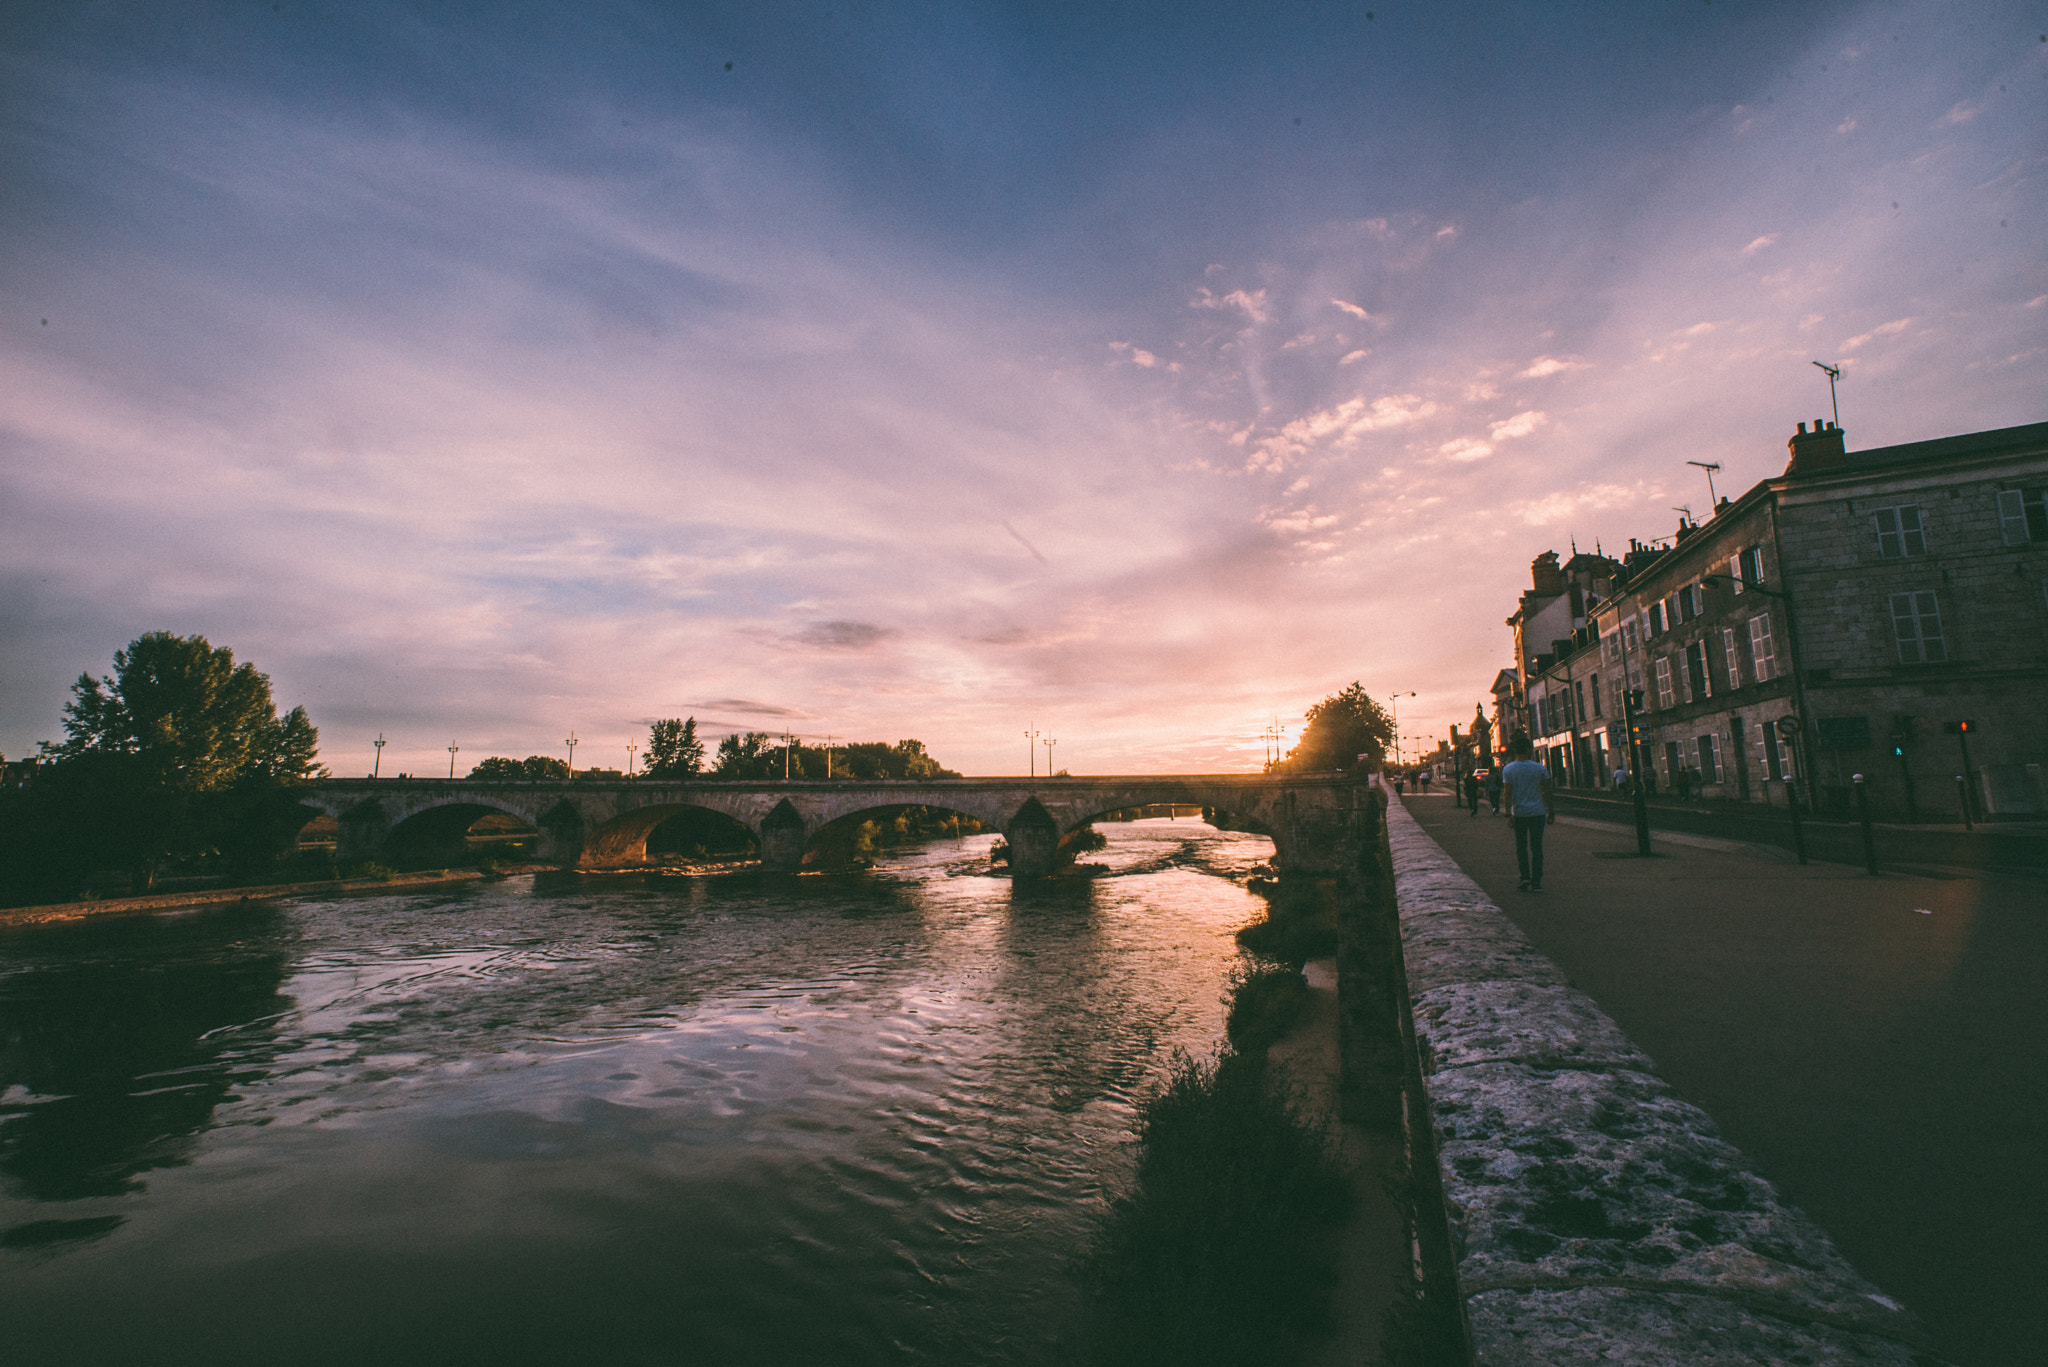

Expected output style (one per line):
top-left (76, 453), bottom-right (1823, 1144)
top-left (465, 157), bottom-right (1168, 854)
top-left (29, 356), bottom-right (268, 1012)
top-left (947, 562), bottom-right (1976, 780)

top-left (1406, 791), bottom-right (2045, 1367)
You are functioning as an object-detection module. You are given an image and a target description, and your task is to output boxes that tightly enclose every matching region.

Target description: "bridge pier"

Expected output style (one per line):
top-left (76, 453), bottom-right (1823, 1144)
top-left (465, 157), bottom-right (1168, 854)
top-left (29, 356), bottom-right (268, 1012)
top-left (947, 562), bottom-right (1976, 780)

top-left (337, 800), bottom-right (391, 864)
top-left (1004, 800), bottom-right (1063, 879)
top-left (758, 800), bottom-right (807, 872)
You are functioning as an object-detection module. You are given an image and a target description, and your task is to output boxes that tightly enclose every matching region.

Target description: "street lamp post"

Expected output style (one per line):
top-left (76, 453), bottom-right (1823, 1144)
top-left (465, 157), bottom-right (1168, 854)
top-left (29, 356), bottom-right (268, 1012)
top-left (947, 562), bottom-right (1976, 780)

top-left (626, 742), bottom-right (638, 777)
top-left (565, 732), bottom-right (578, 777)
top-left (1025, 724), bottom-right (1041, 778)
top-left (447, 743), bottom-right (459, 779)
top-left (1042, 737), bottom-right (1057, 775)
top-left (1389, 692), bottom-right (1416, 766)
top-left (373, 733), bottom-right (386, 779)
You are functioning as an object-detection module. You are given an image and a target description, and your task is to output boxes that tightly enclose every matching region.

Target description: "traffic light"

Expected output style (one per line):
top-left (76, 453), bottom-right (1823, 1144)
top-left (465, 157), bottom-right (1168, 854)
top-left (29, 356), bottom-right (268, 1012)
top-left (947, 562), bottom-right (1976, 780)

top-left (1943, 719), bottom-right (1976, 735)
top-left (1625, 688), bottom-right (1644, 712)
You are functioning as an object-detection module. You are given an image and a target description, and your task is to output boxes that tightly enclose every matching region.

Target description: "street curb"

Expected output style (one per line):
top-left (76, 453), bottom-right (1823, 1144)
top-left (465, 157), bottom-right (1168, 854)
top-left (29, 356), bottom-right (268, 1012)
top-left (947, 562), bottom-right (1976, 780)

top-left (1384, 793), bottom-right (1952, 1366)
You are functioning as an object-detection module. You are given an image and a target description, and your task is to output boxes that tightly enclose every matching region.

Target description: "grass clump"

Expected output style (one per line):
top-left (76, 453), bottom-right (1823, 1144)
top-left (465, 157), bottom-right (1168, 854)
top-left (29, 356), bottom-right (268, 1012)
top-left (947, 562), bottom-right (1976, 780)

top-left (1082, 968), bottom-right (1351, 1367)
top-left (1225, 964), bottom-right (1313, 1055)
top-left (1234, 882), bottom-right (1339, 965)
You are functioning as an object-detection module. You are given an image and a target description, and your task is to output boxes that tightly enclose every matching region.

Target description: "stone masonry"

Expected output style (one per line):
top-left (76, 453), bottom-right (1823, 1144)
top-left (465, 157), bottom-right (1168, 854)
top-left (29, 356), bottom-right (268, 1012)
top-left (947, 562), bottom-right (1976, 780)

top-left (1385, 793), bottom-right (1951, 1365)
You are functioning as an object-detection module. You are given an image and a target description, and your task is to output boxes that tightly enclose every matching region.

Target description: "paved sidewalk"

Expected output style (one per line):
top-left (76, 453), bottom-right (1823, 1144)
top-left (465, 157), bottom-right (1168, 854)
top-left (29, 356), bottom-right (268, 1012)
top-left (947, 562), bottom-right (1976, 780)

top-left (1406, 792), bottom-right (2045, 1367)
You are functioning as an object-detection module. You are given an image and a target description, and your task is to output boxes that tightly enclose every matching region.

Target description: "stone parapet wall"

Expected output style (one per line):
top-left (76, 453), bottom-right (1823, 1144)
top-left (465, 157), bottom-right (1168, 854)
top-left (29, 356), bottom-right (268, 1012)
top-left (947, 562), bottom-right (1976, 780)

top-left (1384, 794), bottom-right (1950, 1365)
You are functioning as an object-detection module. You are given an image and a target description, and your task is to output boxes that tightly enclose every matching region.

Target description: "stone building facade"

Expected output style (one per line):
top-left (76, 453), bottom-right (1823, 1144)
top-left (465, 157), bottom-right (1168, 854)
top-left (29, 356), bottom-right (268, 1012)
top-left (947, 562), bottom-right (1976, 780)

top-left (1512, 418), bottom-right (2048, 819)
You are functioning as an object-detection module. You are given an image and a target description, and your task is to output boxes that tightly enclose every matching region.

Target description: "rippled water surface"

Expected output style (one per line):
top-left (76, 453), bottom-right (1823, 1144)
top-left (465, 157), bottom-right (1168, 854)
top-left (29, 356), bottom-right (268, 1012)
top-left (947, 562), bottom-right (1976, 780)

top-left (0, 821), bottom-right (1271, 1365)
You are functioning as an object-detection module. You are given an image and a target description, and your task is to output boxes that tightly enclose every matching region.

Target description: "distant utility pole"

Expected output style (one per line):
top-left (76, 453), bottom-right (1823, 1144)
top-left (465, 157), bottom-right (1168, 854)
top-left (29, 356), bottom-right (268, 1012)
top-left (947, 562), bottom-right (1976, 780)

top-left (373, 733), bottom-right (386, 779)
top-left (824, 735), bottom-right (837, 779)
top-left (447, 742), bottom-right (459, 779)
top-left (1686, 460), bottom-right (1723, 506)
top-left (784, 730), bottom-right (796, 779)
top-left (1812, 360), bottom-right (1842, 426)
top-left (565, 731), bottom-right (578, 777)
top-left (626, 742), bottom-right (638, 777)
top-left (1025, 724), bottom-right (1041, 778)
top-left (1042, 736), bottom-right (1058, 774)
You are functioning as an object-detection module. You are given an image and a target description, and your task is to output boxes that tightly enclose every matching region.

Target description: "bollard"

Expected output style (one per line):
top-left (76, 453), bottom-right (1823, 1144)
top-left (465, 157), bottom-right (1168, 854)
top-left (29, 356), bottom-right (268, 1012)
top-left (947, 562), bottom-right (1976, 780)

top-left (1853, 774), bottom-right (1878, 875)
top-left (1632, 776), bottom-right (1652, 856)
top-left (1784, 779), bottom-right (1808, 864)
top-left (1956, 775), bottom-right (1974, 831)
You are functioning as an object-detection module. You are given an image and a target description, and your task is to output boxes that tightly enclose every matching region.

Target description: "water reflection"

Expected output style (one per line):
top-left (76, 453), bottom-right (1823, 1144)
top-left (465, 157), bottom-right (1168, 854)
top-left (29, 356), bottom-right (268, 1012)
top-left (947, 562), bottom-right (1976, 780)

top-left (0, 903), bottom-right (291, 1204)
top-left (0, 821), bottom-right (1272, 1365)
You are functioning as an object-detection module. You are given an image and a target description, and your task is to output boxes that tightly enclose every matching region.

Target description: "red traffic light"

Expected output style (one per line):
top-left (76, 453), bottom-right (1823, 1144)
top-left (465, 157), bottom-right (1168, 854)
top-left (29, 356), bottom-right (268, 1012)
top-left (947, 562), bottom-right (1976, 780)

top-left (1944, 720), bottom-right (1976, 735)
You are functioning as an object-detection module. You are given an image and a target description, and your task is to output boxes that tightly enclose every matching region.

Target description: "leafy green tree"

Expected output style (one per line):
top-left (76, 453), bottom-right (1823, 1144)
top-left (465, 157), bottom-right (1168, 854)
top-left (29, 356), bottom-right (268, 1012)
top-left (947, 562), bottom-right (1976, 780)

top-left (465, 755), bottom-right (568, 781)
top-left (1276, 682), bottom-right (1393, 773)
top-left (519, 755), bottom-right (570, 780)
top-left (468, 757), bottom-right (524, 781)
top-left (44, 632), bottom-right (323, 888)
top-left (712, 731), bottom-right (771, 777)
top-left (645, 718), bottom-right (704, 777)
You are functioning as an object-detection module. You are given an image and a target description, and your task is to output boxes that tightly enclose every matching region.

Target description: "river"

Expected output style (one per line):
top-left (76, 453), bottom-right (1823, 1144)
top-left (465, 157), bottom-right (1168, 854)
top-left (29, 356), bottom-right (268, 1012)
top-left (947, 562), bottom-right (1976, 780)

top-left (0, 819), bottom-right (1274, 1365)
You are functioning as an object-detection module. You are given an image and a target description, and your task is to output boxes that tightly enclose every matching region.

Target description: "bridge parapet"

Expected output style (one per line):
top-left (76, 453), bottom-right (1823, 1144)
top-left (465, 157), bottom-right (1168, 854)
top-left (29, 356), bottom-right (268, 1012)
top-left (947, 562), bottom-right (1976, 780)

top-left (299, 774), bottom-right (1369, 877)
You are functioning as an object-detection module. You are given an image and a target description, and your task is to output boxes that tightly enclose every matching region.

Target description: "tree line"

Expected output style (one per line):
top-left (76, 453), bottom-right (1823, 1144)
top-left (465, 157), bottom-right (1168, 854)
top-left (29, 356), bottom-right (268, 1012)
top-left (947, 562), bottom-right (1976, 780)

top-left (463, 720), bottom-right (960, 783)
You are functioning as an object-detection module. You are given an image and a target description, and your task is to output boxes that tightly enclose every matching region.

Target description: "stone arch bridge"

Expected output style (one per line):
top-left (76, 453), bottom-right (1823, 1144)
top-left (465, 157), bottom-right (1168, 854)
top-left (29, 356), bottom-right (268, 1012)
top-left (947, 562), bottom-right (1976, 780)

top-left (300, 774), bottom-right (1368, 879)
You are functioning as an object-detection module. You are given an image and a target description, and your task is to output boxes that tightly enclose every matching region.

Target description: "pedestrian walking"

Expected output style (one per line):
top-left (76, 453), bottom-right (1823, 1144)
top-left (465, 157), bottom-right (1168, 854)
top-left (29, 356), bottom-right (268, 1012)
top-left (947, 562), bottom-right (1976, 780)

top-left (1612, 764), bottom-right (1628, 790)
top-left (1485, 767), bottom-right (1503, 814)
top-left (1464, 769), bottom-right (1481, 816)
top-left (1501, 736), bottom-right (1554, 892)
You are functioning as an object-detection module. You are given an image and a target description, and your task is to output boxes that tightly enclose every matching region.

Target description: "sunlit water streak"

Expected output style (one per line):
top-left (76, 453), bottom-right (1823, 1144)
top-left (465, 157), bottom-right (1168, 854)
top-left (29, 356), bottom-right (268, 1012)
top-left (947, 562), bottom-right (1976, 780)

top-left (0, 820), bottom-right (1272, 1365)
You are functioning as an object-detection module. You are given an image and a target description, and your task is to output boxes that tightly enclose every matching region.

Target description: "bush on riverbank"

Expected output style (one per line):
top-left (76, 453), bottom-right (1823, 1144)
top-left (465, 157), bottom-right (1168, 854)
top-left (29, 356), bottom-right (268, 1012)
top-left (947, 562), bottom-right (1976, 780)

top-left (1234, 881), bottom-right (1339, 965)
top-left (1224, 964), bottom-right (1312, 1054)
top-left (1082, 969), bottom-right (1350, 1367)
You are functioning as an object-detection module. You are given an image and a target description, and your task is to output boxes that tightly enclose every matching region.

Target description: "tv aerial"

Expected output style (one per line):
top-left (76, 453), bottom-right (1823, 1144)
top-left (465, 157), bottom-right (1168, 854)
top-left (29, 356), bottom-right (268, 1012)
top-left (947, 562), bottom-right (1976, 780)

top-left (1812, 360), bottom-right (1842, 426)
top-left (1686, 460), bottom-right (1723, 505)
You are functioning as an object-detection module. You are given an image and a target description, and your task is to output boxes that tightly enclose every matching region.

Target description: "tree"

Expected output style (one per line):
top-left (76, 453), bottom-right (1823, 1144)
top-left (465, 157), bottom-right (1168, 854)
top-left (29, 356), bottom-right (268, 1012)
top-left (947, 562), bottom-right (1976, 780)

top-left (712, 731), bottom-right (774, 778)
top-left (61, 632), bottom-right (320, 790)
top-left (46, 632), bottom-right (323, 887)
top-left (1277, 682), bottom-right (1393, 773)
top-left (645, 718), bottom-right (704, 777)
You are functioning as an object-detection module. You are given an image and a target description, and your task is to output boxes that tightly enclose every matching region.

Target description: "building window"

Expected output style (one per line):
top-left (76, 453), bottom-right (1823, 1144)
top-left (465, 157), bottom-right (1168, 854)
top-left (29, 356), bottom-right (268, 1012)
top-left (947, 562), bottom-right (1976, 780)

top-left (1722, 626), bottom-right (1742, 689)
top-left (1998, 488), bottom-right (2048, 545)
top-left (1742, 545), bottom-right (1765, 586)
top-left (1589, 673), bottom-right (1602, 717)
top-left (1875, 506), bottom-right (1927, 558)
top-left (1622, 618), bottom-right (1640, 652)
top-left (1890, 591), bottom-right (1946, 664)
top-left (1654, 656), bottom-right (1675, 709)
top-left (1685, 639), bottom-right (1712, 701)
top-left (1748, 613), bottom-right (1778, 682)
top-left (1610, 676), bottom-right (1626, 717)
top-left (1683, 583), bottom-right (1704, 619)
top-left (1697, 733), bottom-right (1720, 785)
top-left (1575, 679), bottom-right (1588, 723)
top-left (1604, 632), bottom-right (1622, 664)
top-left (1664, 740), bottom-right (1683, 787)
top-left (1648, 602), bottom-right (1666, 635)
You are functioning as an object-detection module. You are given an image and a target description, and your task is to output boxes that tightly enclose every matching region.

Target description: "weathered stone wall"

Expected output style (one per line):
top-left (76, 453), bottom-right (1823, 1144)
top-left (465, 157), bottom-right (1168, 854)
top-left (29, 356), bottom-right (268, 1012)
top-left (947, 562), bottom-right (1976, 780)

top-left (1384, 794), bottom-right (1950, 1366)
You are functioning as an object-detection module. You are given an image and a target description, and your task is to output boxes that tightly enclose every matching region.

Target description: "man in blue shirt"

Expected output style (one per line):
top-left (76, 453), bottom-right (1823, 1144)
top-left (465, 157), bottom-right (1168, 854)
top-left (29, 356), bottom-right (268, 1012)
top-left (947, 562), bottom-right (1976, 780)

top-left (1500, 735), bottom-right (1554, 892)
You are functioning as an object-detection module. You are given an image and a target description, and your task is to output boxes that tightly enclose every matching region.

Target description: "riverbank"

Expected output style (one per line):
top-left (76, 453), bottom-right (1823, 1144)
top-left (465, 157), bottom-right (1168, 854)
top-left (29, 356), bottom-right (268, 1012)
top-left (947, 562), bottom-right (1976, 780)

top-left (0, 865), bottom-right (553, 929)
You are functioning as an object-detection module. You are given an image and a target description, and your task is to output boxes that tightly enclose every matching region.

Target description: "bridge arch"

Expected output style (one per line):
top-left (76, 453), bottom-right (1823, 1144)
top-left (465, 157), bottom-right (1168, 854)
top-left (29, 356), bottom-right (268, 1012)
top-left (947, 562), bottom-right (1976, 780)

top-left (385, 801), bottom-right (542, 868)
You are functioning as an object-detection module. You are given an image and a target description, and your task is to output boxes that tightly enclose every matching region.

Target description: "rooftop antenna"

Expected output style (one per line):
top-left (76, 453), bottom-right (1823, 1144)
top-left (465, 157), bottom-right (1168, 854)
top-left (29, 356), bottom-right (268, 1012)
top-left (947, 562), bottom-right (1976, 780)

top-left (1686, 460), bottom-right (1723, 505)
top-left (1671, 505), bottom-right (1694, 526)
top-left (1811, 361), bottom-right (1841, 427)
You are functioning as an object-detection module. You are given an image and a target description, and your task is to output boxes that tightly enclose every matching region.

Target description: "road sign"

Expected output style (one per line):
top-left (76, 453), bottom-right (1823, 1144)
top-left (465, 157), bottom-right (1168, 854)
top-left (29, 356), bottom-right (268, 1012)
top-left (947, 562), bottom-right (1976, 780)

top-left (1776, 716), bottom-right (1801, 739)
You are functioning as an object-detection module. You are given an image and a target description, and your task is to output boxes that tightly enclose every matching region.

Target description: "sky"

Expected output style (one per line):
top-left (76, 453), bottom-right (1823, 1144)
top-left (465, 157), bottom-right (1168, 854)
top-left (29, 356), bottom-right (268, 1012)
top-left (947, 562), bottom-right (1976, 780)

top-left (2, 1), bottom-right (2044, 777)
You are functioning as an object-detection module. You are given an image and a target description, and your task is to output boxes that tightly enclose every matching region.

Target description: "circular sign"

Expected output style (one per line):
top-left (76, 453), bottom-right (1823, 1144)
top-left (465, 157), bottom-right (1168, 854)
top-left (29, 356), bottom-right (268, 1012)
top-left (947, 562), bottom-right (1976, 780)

top-left (1775, 716), bottom-right (1801, 738)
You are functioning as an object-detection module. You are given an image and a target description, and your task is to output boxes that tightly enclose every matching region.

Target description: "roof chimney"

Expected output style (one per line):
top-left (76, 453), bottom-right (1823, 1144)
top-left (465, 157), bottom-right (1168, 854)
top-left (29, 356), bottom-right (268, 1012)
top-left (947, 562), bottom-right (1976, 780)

top-left (1786, 419), bottom-right (1846, 474)
top-left (1530, 550), bottom-right (1565, 596)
